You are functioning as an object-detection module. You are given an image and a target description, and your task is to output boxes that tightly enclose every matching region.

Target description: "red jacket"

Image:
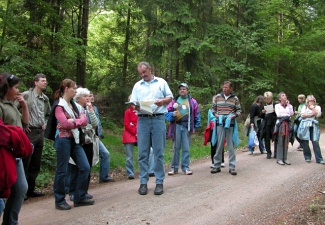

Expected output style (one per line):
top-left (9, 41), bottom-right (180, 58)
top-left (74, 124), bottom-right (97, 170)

top-left (122, 107), bottom-right (138, 144)
top-left (0, 119), bottom-right (33, 198)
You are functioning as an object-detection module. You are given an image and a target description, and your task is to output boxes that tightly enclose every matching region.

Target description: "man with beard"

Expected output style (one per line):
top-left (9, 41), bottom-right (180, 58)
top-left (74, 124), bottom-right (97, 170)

top-left (22, 73), bottom-right (51, 198)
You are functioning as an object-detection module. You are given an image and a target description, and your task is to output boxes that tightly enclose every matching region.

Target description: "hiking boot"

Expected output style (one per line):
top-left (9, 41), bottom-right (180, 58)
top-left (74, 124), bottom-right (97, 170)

top-left (211, 167), bottom-right (221, 174)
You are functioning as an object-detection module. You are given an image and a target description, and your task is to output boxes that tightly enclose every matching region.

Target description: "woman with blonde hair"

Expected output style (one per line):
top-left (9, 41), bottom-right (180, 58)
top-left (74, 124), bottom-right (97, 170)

top-left (260, 91), bottom-right (277, 159)
top-left (299, 95), bottom-right (324, 164)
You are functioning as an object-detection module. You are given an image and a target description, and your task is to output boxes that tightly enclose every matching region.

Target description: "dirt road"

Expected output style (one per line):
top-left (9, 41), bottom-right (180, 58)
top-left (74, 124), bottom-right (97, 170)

top-left (18, 140), bottom-right (325, 225)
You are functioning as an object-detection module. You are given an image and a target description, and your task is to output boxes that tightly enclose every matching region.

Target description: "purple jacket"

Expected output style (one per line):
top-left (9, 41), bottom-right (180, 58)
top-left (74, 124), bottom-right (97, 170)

top-left (165, 95), bottom-right (200, 140)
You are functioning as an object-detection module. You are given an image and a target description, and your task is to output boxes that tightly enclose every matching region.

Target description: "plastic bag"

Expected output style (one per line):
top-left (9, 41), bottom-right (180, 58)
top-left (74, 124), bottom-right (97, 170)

top-left (248, 127), bottom-right (259, 148)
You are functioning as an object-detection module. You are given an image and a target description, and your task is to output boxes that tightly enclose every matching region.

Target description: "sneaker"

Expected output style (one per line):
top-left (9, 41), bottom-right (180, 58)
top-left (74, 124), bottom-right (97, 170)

top-left (229, 169), bottom-right (237, 175)
top-left (154, 184), bottom-right (164, 195)
top-left (167, 169), bottom-right (178, 176)
top-left (210, 164), bottom-right (214, 168)
top-left (74, 199), bottom-right (95, 207)
top-left (221, 163), bottom-right (225, 167)
top-left (262, 151), bottom-right (267, 154)
top-left (284, 160), bottom-right (291, 165)
top-left (297, 145), bottom-right (303, 151)
top-left (211, 167), bottom-right (221, 174)
top-left (317, 161), bottom-right (325, 165)
top-left (99, 178), bottom-right (115, 183)
top-left (27, 191), bottom-right (44, 198)
top-left (56, 202), bottom-right (71, 210)
top-left (182, 169), bottom-right (193, 175)
top-left (277, 160), bottom-right (285, 165)
top-left (138, 184), bottom-right (148, 195)
top-left (305, 159), bottom-right (311, 163)
top-left (248, 151), bottom-right (253, 155)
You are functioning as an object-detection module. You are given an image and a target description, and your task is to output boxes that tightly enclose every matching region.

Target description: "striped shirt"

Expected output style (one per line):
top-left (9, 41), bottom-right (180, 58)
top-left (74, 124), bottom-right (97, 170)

top-left (212, 93), bottom-right (241, 117)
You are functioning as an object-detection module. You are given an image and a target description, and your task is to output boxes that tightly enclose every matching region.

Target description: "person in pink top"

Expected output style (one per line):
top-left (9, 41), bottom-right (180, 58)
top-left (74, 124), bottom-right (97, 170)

top-left (274, 92), bottom-right (294, 165)
top-left (45, 79), bottom-right (94, 210)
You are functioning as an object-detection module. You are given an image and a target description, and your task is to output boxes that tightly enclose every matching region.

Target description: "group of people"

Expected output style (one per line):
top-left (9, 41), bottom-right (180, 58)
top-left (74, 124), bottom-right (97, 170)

top-left (246, 92), bottom-right (324, 165)
top-left (0, 73), bottom-right (115, 223)
top-left (1, 61), bottom-right (324, 223)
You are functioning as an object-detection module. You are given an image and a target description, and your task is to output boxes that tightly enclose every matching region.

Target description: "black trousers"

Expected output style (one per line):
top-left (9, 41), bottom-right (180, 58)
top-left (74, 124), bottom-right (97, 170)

top-left (23, 128), bottom-right (44, 193)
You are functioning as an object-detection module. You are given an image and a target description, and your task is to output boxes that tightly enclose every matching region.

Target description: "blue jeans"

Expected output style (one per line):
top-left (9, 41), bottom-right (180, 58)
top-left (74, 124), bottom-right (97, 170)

top-left (0, 198), bottom-right (4, 218)
top-left (124, 143), bottom-right (135, 177)
top-left (98, 141), bottom-right (111, 181)
top-left (171, 124), bottom-right (191, 171)
top-left (213, 126), bottom-right (236, 169)
top-left (301, 128), bottom-right (324, 162)
top-left (137, 115), bottom-right (166, 185)
top-left (2, 159), bottom-right (28, 225)
top-left (53, 137), bottom-right (90, 205)
top-left (68, 143), bottom-right (93, 195)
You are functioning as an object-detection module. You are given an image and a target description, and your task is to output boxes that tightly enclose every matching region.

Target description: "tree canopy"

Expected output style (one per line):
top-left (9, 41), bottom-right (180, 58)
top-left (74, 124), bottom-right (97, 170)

top-left (1, 0), bottom-right (324, 120)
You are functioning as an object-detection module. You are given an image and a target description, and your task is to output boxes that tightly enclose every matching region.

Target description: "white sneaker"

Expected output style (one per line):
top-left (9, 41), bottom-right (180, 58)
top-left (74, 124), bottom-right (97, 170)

top-left (221, 163), bottom-right (225, 167)
top-left (168, 169), bottom-right (178, 176)
top-left (182, 169), bottom-right (193, 175)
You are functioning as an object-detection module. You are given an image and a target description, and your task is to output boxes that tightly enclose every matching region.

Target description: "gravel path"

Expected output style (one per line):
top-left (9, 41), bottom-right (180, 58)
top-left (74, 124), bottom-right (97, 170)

top-left (18, 139), bottom-right (325, 225)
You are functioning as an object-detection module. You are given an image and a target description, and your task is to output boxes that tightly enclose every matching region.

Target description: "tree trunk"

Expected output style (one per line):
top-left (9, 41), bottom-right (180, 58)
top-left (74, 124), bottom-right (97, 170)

top-left (122, 5), bottom-right (131, 87)
top-left (76, 0), bottom-right (89, 87)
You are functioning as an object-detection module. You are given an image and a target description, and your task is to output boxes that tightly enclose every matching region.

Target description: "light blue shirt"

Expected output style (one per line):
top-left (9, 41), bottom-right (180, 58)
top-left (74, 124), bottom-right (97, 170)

top-left (130, 76), bottom-right (173, 114)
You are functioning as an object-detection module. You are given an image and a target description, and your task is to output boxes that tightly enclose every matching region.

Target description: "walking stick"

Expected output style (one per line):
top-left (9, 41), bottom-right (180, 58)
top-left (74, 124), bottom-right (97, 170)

top-left (172, 103), bottom-right (179, 175)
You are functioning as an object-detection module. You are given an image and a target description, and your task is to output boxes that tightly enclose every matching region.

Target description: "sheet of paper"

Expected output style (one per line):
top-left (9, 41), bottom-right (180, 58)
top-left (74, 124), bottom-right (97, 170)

top-left (264, 104), bottom-right (274, 114)
top-left (139, 100), bottom-right (156, 114)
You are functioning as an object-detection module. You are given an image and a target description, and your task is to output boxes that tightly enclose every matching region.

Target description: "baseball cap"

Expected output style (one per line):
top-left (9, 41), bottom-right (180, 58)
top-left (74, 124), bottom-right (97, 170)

top-left (178, 83), bottom-right (189, 89)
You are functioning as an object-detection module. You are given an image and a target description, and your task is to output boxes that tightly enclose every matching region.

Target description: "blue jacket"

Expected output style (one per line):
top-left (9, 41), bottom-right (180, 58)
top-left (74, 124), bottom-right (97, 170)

top-left (207, 109), bottom-right (239, 147)
top-left (297, 118), bottom-right (320, 141)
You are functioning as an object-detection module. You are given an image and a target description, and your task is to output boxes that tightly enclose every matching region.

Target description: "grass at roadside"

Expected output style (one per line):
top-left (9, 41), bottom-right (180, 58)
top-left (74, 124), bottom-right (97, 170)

top-left (37, 123), bottom-right (249, 187)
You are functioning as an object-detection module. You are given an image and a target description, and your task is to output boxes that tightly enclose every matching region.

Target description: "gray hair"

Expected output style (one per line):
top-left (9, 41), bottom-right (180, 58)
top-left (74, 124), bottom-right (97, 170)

top-left (74, 87), bottom-right (90, 101)
top-left (137, 61), bottom-right (151, 69)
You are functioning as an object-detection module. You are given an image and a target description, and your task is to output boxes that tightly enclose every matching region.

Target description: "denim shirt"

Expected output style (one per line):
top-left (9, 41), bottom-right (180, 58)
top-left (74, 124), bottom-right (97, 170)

top-left (297, 118), bottom-right (320, 141)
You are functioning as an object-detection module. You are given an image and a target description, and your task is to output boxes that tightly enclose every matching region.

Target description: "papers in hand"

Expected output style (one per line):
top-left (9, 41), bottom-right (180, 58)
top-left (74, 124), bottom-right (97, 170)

top-left (264, 104), bottom-right (274, 114)
top-left (125, 100), bottom-right (156, 115)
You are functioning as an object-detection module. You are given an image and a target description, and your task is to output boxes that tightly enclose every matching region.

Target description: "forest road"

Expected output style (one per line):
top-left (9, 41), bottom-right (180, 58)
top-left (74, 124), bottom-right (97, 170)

top-left (19, 137), bottom-right (325, 225)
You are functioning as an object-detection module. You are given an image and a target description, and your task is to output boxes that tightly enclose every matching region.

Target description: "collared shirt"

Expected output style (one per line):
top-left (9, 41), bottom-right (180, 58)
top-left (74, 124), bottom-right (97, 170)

top-left (130, 76), bottom-right (173, 114)
top-left (0, 100), bottom-right (24, 128)
top-left (22, 89), bottom-right (51, 128)
top-left (275, 103), bottom-right (294, 117)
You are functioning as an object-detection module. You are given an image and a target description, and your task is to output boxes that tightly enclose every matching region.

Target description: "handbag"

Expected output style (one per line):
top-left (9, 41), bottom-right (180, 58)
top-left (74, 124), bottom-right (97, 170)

top-left (244, 115), bottom-right (250, 128)
top-left (79, 125), bottom-right (93, 145)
